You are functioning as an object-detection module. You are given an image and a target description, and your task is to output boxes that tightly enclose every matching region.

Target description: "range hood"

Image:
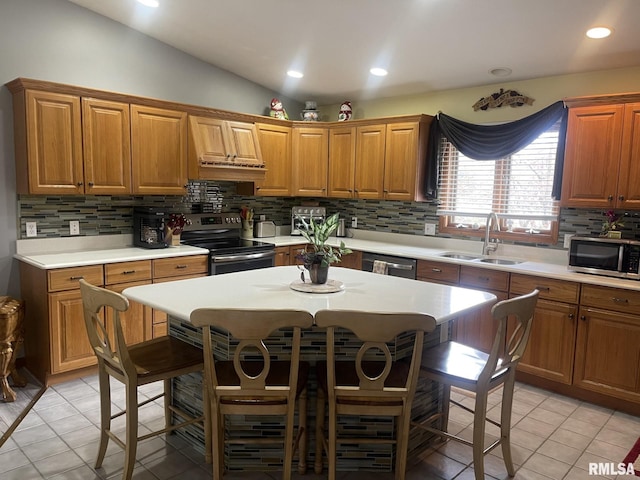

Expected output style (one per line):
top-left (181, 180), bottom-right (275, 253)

top-left (188, 115), bottom-right (266, 182)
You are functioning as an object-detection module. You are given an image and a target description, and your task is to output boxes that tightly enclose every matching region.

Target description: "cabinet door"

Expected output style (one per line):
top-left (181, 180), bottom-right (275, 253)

top-left (510, 299), bottom-right (577, 385)
top-left (131, 105), bottom-right (187, 195)
top-left (618, 103), bottom-right (640, 209)
top-left (82, 98), bottom-right (131, 195)
top-left (188, 116), bottom-right (232, 164)
top-left (338, 250), bottom-right (362, 270)
top-left (328, 126), bottom-right (356, 198)
top-left (254, 123), bottom-right (292, 196)
top-left (561, 105), bottom-right (624, 208)
top-left (354, 124), bottom-right (386, 199)
top-left (453, 290), bottom-right (507, 353)
top-left (24, 90), bottom-right (83, 194)
top-left (574, 307), bottom-right (640, 402)
top-left (384, 122), bottom-right (419, 201)
top-left (226, 121), bottom-right (263, 166)
top-left (274, 246), bottom-right (290, 266)
top-left (106, 281), bottom-right (152, 345)
top-left (292, 127), bottom-right (328, 196)
top-left (49, 290), bottom-right (97, 373)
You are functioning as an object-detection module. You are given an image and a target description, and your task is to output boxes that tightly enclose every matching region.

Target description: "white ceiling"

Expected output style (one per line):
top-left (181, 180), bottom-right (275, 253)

top-left (67, 0), bottom-right (640, 104)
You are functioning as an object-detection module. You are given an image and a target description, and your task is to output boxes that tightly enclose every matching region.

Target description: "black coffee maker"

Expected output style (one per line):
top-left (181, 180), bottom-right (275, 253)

top-left (133, 207), bottom-right (169, 249)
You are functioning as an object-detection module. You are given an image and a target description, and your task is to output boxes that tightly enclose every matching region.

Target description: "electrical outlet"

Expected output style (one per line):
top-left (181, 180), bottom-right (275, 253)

top-left (69, 220), bottom-right (80, 236)
top-left (26, 222), bottom-right (37, 238)
top-left (424, 223), bottom-right (436, 236)
top-left (563, 233), bottom-right (572, 248)
top-left (351, 216), bottom-right (358, 229)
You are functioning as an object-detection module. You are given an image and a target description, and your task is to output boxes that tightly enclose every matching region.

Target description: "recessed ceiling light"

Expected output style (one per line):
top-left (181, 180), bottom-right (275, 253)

top-left (287, 70), bottom-right (304, 79)
top-left (137, 0), bottom-right (159, 7)
top-left (370, 67), bottom-right (388, 77)
top-left (489, 67), bottom-right (512, 77)
top-left (586, 26), bottom-right (612, 39)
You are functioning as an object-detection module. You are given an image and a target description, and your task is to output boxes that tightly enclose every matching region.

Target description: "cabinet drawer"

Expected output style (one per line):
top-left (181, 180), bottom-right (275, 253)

top-left (417, 260), bottom-right (459, 285)
top-left (460, 266), bottom-right (509, 292)
top-left (105, 260), bottom-right (152, 285)
top-left (510, 273), bottom-right (580, 304)
top-left (581, 284), bottom-right (640, 315)
top-left (48, 265), bottom-right (104, 292)
top-left (153, 255), bottom-right (208, 279)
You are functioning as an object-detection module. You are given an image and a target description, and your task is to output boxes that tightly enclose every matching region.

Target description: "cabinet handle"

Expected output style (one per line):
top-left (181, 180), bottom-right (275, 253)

top-left (535, 286), bottom-right (550, 292)
top-left (612, 297), bottom-right (629, 304)
top-left (580, 315), bottom-right (587, 321)
top-left (176, 265), bottom-right (188, 269)
top-left (608, 195), bottom-right (613, 201)
top-left (431, 268), bottom-right (442, 273)
top-left (122, 270), bottom-right (136, 275)
top-left (226, 154), bottom-right (231, 158)
top-left (88, 182), bottom-right (94, 187)
top-left (77, 181), bottom-right (83, 187)
top-left (232, 154), bottom-right (237, 159)
top-left (478, 276), bottom-right (490, 282)
top-left (619, 195), bottom-right (625, 201)
top-left (70, 275), bottom-right (84, 280)
top-left (568, 313), bottom-right (575, 320)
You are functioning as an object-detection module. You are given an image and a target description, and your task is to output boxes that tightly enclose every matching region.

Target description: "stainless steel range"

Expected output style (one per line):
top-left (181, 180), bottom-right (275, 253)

top-left (181, 213), bottom-right (275, 275)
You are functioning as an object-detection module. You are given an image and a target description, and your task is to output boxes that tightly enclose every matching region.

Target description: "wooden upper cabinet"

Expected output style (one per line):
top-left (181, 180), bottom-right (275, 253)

top-left (561, 102), bottom-right (640, 209)
top-left (17, 90), bottom-right (83, 194)
top-left (254, 123), bottom-right (292, 196)
top-left (131, 104), bottom-right (187, 195)
top-left (354, 124), bottom-right (386, 199)
top-left (292, 126), bottom-right (328, 196)
top-left (384, 122), bottom-right (423, 201)
top-left (82, 98), bottom-right (132, 195)
top-left (328, 126), bottom-right (356, 198)
top-left (618, 103), bottom-right (640, 209)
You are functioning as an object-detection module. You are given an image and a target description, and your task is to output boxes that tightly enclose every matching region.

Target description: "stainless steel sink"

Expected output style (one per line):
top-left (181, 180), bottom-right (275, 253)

top-left (438, 252), bottom-right (481, 260)
top-left (477, 258), bottom-right (524, 265)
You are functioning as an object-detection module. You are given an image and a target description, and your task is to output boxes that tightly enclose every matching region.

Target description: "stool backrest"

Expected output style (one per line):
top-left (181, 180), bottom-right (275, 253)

top-left (190, 308), bottom-right (313, 401)
top-left (315, 310), bottom-right (436, 397)
top-left (79, 279), bottom-right (136, 379)
top-left (481, 289), bottom-right (539, 385)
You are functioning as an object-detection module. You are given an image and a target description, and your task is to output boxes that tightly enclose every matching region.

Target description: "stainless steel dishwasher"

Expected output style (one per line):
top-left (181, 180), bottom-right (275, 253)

top-left (361, 252), bottom-right (417, 279)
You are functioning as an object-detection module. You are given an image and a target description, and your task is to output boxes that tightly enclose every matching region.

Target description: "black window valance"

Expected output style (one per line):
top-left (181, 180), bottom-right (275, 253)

top-left (426, 100), bottom-right (568, 200)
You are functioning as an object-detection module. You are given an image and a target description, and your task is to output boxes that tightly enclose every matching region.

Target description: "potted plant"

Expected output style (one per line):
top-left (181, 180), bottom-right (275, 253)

top-left (295, 212), bottom-right (352, 284)
top-left (601, 210), bottom-right (624, 238)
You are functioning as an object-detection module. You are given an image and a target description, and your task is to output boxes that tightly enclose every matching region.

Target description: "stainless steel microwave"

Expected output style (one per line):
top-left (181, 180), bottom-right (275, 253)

top-left (568, 236), bottom-right (640, 279)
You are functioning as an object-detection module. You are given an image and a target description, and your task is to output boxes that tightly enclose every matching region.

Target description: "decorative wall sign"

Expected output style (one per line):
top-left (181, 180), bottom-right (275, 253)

top-left (473, 88), bottom-right (534, 111)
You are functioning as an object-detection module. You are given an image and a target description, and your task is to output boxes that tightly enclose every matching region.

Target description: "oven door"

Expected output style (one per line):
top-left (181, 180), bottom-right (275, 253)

top-left (210, 250), bottom-right (275, 275)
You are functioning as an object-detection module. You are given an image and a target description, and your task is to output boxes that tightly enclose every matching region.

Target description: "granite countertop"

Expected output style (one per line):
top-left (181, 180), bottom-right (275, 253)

top-left (14, 231), bottom-right (640, 292)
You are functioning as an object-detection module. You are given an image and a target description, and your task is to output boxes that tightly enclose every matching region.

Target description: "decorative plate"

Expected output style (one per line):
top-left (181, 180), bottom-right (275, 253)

top-left (289, 279), bottom-right (344, 294)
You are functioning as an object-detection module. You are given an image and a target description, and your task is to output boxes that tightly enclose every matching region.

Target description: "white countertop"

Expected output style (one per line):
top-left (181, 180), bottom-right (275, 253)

top-left (14, 231), bottom-right (640, 291)
top-left (123, 265), bottom-right (497, 326)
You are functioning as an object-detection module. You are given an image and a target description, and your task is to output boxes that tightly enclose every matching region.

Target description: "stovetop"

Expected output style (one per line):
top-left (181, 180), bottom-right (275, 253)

top-left (180, 212), bottom-right (274, 255)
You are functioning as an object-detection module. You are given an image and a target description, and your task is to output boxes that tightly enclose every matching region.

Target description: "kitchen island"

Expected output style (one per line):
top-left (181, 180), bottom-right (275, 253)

top-left (124, 266), bottom-right (496, 473)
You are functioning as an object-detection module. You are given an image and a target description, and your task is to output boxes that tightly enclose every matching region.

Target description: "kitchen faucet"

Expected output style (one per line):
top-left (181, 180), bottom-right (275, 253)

top-left (483, 212), bottom-right (500, 255)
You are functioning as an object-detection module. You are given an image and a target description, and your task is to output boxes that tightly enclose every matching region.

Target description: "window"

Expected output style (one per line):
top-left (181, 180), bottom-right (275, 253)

top-left (437, 122), bottom-right (560, 243)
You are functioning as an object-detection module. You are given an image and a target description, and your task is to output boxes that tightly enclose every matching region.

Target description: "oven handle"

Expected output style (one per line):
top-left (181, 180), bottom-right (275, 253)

top-left (212, 251), bottom-right (275, 263)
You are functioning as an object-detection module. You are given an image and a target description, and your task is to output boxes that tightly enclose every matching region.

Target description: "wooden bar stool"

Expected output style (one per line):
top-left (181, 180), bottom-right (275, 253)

top-left (190, 308), bottom-right (313, 480)
top-left (314, 309), bottom-right (436, 480)
top-left (0, 296), bottom-right (27, 402)
top-left (79, 280), bottom-right (210, 480)
top-left (413, 290), bottom-right (539, 480)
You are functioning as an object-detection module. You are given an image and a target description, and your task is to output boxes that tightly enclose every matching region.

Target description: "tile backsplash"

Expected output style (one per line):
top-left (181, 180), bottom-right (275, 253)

top-left (17, 181), bottom-right (640, 250)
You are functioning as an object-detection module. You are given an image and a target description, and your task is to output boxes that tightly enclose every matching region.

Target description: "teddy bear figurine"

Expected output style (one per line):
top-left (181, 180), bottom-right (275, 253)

top-left (269, 98), bottom-right (289, 120)
top-left (338, 101), bottom-right (352, 121)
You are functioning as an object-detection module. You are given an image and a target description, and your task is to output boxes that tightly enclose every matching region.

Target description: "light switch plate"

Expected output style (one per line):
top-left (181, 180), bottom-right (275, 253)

top-left (424, 223), bottom-right (436, 236)
top-left (563, 234), bottom-right (572, 248)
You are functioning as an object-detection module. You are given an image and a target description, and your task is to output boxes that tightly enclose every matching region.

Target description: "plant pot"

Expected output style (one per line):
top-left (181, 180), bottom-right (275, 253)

top-left (307, 263), bottom-right (329, 284)
top-left (607, 231), bottom-right (622, 239)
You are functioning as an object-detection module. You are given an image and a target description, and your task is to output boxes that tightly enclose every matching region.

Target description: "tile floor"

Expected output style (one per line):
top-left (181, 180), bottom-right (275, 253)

top-left (1, 375), bottom-right (639, 479)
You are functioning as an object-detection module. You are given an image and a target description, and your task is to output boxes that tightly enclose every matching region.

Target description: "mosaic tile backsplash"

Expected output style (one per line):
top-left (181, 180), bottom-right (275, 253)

top-left (17, 180), bottom-right (640, 250)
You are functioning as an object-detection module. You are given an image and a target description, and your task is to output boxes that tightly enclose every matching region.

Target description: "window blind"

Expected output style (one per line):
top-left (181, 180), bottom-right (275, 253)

top-left (437, 124), bottom-right (560, 231)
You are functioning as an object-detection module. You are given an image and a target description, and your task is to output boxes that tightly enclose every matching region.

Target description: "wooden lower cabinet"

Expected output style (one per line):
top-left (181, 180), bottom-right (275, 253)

top-left (275, 246), bottom-right (291, 266)
top-left (456, 266), bottom-right (509, 352)
top-left (49, 289), bottom-right (97, 374)
top-left (338, 250), bottom-right (362, 270)
top-left (509, 274), bottom-right (580, 385)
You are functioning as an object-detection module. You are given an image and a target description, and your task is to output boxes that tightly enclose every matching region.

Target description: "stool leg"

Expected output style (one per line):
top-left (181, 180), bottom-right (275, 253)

top-left (8, 339), bottom-right (27, 388)
top-left (314, 387), bottom-right (325, 474)
top-left (123, 380), bottom-right (138, 480)
top-left (95, 368), bottom-right (111, 468)
top-left (297, 387), bottom-right (307, 474)
top-left (500, 377), bottom-right (517, 476)
top-left (472, 392), bottom-right (488, 480)
top-left (0, 341), bottom-right (17, 402)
